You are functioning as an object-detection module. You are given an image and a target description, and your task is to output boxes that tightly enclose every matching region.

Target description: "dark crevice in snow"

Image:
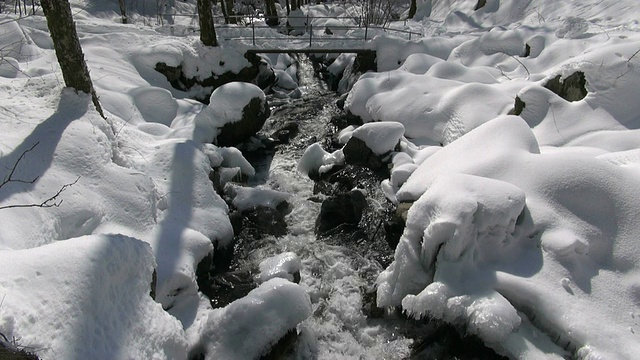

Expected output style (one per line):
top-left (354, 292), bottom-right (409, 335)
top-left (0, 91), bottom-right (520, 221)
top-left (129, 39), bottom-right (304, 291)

top-left (508, 95), bottom-right (526, 116)
top-left (474, 0), bottom-right (487, 11)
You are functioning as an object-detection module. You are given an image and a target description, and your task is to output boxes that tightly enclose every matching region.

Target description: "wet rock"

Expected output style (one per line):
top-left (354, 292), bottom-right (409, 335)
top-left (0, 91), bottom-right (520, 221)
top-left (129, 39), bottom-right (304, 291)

top-left (314, 165), bottom-right (382, 196)
top-left (362, 290), bottom-right (385, 318)
top-left (342, 137), bottom-right (390, 176)
top-left (207, 269), bottom-right (257, 309)
top-left (353, 50), bottom-right (377, 73)
top-left (0, 343), bottom-right (39, 360)
top-left (544, 71), bottom-right (588, 102)
top-left (409, 323), bottom-right (509, 360)
top-left (239, 204), bottom-right (289, 237)
top-left (150, 269), bottom-right (157, 300)
top-left (384, 202), bottom-right (412, 250)
top-left (270, 121), bottom-right (300, 144)
top-left (336, 93), bottom-right (348, 110)
top-left (216, 96), bottom-right (271, 147)
top-left (261, 329), bottom-right (299, 360)
top-left (315, 190), bottom-right (367, 235)
top-left (330, 112), bottom-right (363, 131)
top-left (255, 58), bottom-right (277, 90)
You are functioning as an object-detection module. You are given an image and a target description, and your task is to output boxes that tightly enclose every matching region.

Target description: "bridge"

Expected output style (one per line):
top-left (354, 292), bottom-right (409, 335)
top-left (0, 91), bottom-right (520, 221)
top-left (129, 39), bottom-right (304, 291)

top-left (208, 14), bottom-right (421, 54)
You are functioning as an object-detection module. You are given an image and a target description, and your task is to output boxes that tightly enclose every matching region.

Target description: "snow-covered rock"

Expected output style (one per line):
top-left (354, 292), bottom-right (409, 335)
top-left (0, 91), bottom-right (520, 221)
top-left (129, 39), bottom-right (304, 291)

top-left (194, 82), bottom-right (269, 146)
top-left (195, 278), bottom-right (312, 359)
top-left (257, 252), bottom-right (302, 284)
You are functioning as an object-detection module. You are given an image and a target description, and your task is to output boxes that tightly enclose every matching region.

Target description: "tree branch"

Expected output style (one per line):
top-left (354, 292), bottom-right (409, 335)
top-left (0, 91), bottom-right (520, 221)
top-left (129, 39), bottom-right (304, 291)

top-left (0, 142), bottom-right (39, 189)
top-left (1, 142), bottom-right (80, 211)
top-left (0, 176), bottom-right (80, 210)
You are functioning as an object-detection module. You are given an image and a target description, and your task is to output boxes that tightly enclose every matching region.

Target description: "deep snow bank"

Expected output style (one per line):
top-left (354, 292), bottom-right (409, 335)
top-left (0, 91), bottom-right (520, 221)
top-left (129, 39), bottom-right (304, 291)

top-left (380, 116), bottom-right (640, 358)
top-left (0, 234), bottom-right (188, 359)
top-left (336, 1), bottom-right (640, 358)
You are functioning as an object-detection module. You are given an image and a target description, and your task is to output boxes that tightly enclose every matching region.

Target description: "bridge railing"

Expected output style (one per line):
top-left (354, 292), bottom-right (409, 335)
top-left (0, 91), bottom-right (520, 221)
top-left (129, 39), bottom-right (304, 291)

top-left (172, 13), bottom-right (422, 46)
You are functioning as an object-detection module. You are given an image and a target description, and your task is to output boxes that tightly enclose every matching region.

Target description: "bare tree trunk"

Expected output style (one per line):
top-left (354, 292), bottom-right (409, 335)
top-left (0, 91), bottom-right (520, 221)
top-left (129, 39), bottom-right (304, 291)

top-left (265, 0), bottom-right (278, 26)
top-left (118, 0), bottom-right (128, 24)
top-left (408, 0), bottom-right (417, 19)
top-left (197, 0), bottom-right (218, 46)
top-left (219, 0), bottom-right (229, 24)
top-left (41, 0), bottom-right (104, 117)
top-left (224, 0), bottom-right (236, 24)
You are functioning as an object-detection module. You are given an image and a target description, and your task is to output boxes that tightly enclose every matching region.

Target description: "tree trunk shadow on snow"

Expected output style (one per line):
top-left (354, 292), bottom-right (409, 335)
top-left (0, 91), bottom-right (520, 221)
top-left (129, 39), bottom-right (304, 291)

top-left (154, 141), bottom-right (196, 311)
top-left (0, 91), bottom-right (89, 205)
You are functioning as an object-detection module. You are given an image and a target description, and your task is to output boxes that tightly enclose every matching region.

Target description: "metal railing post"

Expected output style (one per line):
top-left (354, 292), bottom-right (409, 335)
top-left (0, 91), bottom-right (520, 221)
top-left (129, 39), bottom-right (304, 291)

top-left (364, 23), bottom-right (368, 41)
top-left (309, 24), bottom-right (313, 46)
top-left (252, 14), bottom-right (256, 45)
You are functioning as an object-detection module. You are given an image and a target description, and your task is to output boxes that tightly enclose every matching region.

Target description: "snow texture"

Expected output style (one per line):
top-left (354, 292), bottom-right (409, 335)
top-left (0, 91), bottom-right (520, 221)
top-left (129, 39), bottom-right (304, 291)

top-left (0, 235), bottom-right (188, 359)
top-left (195, 278), bottom-right (311, 359)
top-left (2, 0), bottom-right (640, 358)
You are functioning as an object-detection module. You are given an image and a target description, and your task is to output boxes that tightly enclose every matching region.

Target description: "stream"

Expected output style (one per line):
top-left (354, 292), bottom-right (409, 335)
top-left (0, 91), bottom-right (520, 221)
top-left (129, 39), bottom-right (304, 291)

top-left (213, 55), bottom-right (506, 359)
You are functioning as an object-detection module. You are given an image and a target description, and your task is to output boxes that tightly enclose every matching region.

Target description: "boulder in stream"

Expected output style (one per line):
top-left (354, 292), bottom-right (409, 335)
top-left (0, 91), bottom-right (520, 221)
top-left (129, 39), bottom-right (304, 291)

top-left (195, 82), bottom-right (270, 146)
top-left (315, 190), bottom-right (367, 235)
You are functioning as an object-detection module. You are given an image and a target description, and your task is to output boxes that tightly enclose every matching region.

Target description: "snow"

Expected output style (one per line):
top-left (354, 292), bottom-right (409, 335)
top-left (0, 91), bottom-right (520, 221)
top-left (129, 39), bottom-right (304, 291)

top-left (351, 121), bottom-right (405, 155)
top-left (0, 234), bottom-right (188, 359)
top-left (224, 183), bottom-right (291, 211)
top-left (297, 142), bottom-right (345, 175)
top-left (257, 252), bottom-right (303, 284)
top-left (2, 0), bottom-right (640, 358)
top-left (194, 278), bottom-right (311, 360)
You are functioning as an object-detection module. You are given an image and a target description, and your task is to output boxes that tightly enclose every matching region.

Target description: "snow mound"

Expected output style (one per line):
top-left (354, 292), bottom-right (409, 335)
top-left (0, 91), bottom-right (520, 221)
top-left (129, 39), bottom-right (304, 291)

top-left (298, 143), bottom-right (344, 175)
top-left (380, 116), bottom-right (640, 358)
top-left (192, 82), bottom-right (266, 143)
top-left (0, 234), bottom-right (187, 359)
top-left (351, 121), bottom-right (405, 155)
top-left (345, 70), bottom-right (513, 144)
top-left (129, 86), bottom-right (178, 126)
top-left (0, 20), bottom-right (42, 62)
top-left (197, 278), bottom-right (312, 359)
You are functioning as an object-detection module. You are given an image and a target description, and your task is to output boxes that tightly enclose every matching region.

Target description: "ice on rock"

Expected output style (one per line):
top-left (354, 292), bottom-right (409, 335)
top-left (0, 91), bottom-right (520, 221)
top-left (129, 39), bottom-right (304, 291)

top-left (225, 183), bottom-right (291, 211)
top-left (257, 252), bottom-right (302, 284)
top-left (198, 278), bottom-right (311, 359)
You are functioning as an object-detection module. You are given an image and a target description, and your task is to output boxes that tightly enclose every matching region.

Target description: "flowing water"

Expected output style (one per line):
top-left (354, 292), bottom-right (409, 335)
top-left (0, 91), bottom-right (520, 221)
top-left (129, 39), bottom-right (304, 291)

top-left (229, 55), bottom-right (506, 360)
top-left (237, 56), bottom-right (414, 358)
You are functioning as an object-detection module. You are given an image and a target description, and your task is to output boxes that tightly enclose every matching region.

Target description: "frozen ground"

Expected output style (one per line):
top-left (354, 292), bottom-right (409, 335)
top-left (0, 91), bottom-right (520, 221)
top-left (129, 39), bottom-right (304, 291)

top-left (1, 0), bottom-right (639, 359)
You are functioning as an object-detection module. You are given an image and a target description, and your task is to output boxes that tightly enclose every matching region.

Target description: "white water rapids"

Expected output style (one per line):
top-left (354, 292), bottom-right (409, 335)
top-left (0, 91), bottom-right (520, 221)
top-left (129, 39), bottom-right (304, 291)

top-left (244, 56), bottom-right (414, 359)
